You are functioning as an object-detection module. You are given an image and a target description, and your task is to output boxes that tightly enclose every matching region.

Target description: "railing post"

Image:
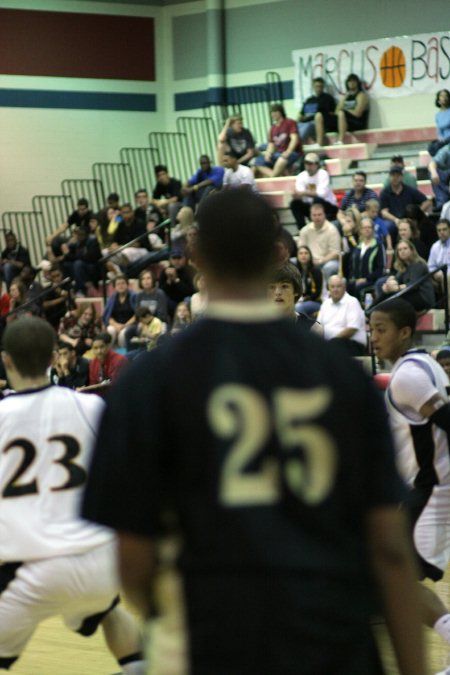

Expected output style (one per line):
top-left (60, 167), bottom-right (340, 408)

top-left (443, 264), bottom-right (449, 334)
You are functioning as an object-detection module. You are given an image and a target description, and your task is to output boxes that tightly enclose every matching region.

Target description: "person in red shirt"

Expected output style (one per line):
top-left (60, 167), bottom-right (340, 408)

top-left (254, 104), bottom-right (302, 178)
top-left (0, 280), bottom-right (9, 317)
top-left (88, 333), bottom-right (127, 386)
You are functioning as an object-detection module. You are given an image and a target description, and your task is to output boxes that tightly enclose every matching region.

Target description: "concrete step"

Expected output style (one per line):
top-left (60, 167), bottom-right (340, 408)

top-left (354, 127), bottom-right (436, 145)
top-left (322, 143), bottom-right (377, 161)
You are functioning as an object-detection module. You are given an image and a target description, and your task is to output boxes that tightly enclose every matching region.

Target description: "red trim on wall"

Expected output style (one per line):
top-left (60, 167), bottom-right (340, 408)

top-left (0, 9), bottom-right (155, 81)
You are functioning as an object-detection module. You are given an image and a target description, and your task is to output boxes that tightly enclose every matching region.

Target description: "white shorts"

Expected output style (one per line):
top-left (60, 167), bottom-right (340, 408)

top-left (414, 485), bottom-right (450, 578)
top-left (0, 539), bottom-right (119, 662)
top-left (112, 247), bottom-right (148, 265)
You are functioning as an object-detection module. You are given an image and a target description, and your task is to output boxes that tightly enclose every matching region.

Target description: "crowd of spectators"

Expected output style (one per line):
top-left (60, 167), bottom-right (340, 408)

top-left (1, 82), bottom-right (450, 378)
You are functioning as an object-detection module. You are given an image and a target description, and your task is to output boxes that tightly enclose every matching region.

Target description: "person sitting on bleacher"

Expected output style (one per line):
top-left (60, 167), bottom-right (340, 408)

top-left (106, 203), bottom-right (149, 276)
top-left (290, 152), bottom-right (337, 229)
top-left (294, 245), bottom-right (323, 317)
top-left (297, 77), bottom-right (336, 147)
top-left (58, 301), bottom-right (101, 357)
top-left (0, 231), bottom-right (31, 291)
top-left (364, 199), bottom-right (393, 252)
top-left (429, 89), bottom-right (450, 157)
top-left (182, 155), bottom-right (224, 210)
top-left (427, 218), bottom-right (450, 298)
top-left (102, 274), bottom-right (136, 347)
top-left (380, 165), bottom-right (431, 236)
top-left (60, 226), bottom-right (101, 298)
top-left (253, 104), bottom-right (302, 178)
top-left (329, 74), bottom-right (370, 145)
top-left (317, 275), bottom-right (367, 356)
top-left (42, 266), bottom-right (73, 329)
top-left (346, 216), bottom-right (384, 302)
top-left (217, 115), bottom-right (256, 166)
top-left (337, 171), bottom-right (377, 227)
top-left (222, 150), bottom-right (256, 190)
top-left (428, 142), bottom-right (450, 209)
top-left (298, 202), bottom-right (341, 288)
top-left (135, 269), bottom-right (169, 324)
top-left (158, 248), bottom-right (195, 320)
top-left (151, 165), bottom-right (183, 229)
top-left (373, 240), bottom-right (434, 313)
top-left (382, 155), bottom-right (417, 190)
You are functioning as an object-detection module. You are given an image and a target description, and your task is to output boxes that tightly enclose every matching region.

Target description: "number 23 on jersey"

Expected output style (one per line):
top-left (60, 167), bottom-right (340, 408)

top-left (207, 385), bottom-right (338, 508)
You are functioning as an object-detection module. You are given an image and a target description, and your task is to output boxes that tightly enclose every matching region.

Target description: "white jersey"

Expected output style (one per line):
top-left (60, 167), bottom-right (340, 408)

top-left (386, 349), bottom-right (450, 490)
top-left (0, 385), bottom-right (112, 561)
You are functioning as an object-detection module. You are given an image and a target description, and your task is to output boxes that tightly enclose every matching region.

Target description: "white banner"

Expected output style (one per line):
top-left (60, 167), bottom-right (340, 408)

top-left (292, 32), bottom-right (450, 105)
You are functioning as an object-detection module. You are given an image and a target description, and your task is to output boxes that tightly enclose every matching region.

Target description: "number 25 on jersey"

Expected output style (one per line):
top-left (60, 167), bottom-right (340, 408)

top-left (208, 385), bottom-right (337, 508)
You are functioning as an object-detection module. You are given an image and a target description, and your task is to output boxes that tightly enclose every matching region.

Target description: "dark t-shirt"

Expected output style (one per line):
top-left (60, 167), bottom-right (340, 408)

top-left (50, 356), bottom-right (90, 389)
top-left (113, 219), bottom-right (148, 248)
top-left (152, 178), bottom-right (182, 201)
top-left (301, 92), bottom-right (336, 120)
top-left (225, 128), bottom-right (255, 158)
top-left (68, 209), bottom-right (93, 232)
top-left (379, 184), bottom-right (427, 219)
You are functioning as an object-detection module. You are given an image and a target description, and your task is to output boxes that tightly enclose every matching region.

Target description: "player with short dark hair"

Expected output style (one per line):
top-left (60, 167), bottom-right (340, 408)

top-left (370, 298), bottom-right (450, 660)
top-left (83, 190), bottom-right (425, 675)
top-left (0, 316), bottom-right (145, 673)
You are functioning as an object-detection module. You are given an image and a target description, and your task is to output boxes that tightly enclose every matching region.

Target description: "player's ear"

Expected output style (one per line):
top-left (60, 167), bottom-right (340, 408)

top-left (399, 325), bottom-right (412, 341)
top-left (1, 351), bottom-right (14, 372)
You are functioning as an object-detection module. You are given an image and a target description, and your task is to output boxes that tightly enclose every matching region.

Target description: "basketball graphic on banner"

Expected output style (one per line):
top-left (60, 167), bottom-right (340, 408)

top-left (380, 46), bottom-right (406, 88)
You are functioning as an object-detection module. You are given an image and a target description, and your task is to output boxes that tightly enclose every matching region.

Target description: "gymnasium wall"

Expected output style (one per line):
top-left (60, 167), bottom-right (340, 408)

top-left (0, 0), bottom-right (164, 213)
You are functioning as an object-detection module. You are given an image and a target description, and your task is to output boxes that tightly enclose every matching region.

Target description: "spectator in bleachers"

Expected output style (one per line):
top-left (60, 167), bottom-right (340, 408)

top-left (428, 143), bottom-right (450, 209)
top-left (102, 274), bottom-right (136, 347)
top-left (88, 332), bottom-right (127, 386)
top-left (134, 188), bottom-right (160, 227)
top-left (151, 165), bottom-right (183, 229)
top-left (317, 275), bottom-right (367, 356)
top-left (106, 203), bottom-right (148, 276)
top-left (217, 115), bottom-right (256, 166)
top-left (364, 199), bottom-right (393, 252)
top-left (290, 152), bottom-right (337, 229)
top-left (382, 155), bottom-right (417, 189)
top-left (50, 341), bottom-right (89, 390)
top-left (331, 74), bottom-right (370, 144)
top-left (0, 280), bottom-right (9, 318)
top-left (294, 245), bottom-right (323, 317)
top-left (404, 203), bottom-right (436, 255)
top-left (253, 104), bottom-right (302, 178)
top-left (374, 240), bottom-right (435, 312)
top-left (65, 198), bottom-right (92, 233)
top-left (429, 89), bottom-right (450, 157)
top-left (171, 301), bottom-right (191, 333)
top-left (436, 348), bottom-right (450, 377)
top-left (19, 265), bottom-right (44, 307)
top-left (380, 166), bottom-right (431, 233)
top-left (97, 192), bottom-right (120, 228)
top-left (124, 306), bottom-right (164, 356)
top-left (222, 150), bottom-right (256, 190)
top-left (337, 171), bottom-right (377, 226)
top-left (182, 155), bottom-right (224, 210)
top-left (347, 216), bottom-right (384, 301)
top-left (0, 231), bottom-right (31, 290)
top-left (340, 208), bottom-right (360, 278)
top-left (61, 226), bottom-right (101, 297)
top-left (58, 302), bottom-right (101, 357)
top-left (297, 77), bottom-right (336, 147)
top-left (190, 274), bottom-right (208, 320)
top-left (159, 248), bottom-right (195, 318)
top-left (268, 262), bottom-right (319, 332)
top-left (398, 218), bottom-right (428, 260)
top-left (42, 266), bottom-right (72, 329)
top-left (427, 218), bottom-right (450, 296)
top-left (298, 203), bottom-right (341, 287)
top-left (135, 269), bottom-right (168, 323)
top-left (6, 278), bottom-right (28, 320)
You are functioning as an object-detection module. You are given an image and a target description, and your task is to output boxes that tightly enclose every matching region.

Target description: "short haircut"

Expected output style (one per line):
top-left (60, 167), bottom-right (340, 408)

top-left (93, 332), bottom-right (112, 346)
top-left (196, 190), bottom-right (280, 280)
top-left (154, 165), bottom-right (168, 175)
top-left (77, 198), bottom-right (89, 207)
top-left (3, 317), bottom-right (55, 378)
top-left (437, 218), bottom-right (450, 229)
top-left (372, 298), bottom-right (417, 335)
top-left (270, 103), bottom-right (286, 118)
top-left (436, 349), bottom-right (450, 362)
top-left (365, 198), bottom-right (380, 209)
top-left (135, 188), bottom-right (147, 196)
top-left (107, 193), bottom-right (120, 203)
top-left (313, 77), bottom-right (325, 84)
top-left (354, 170), bottom-right (367, 181)
top-left (113, 274), bottom-right (128, 287)
top-left (310, 202), bottom-right (325, 212)
top-left (390, 155), bottom-right (404, 164)
top-left (271, 263), bottom-right (302, 298)
top-left (135, 306), bottom-right (153, 320)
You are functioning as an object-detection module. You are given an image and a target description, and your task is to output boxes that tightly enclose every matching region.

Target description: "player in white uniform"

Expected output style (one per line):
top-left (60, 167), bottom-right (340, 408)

top-left (370, 298), bottom-right (450, 671)
top-left (0, 316), bottom-right (145, 674)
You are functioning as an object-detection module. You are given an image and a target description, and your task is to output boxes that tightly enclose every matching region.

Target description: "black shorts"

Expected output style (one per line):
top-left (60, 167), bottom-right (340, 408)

top-left (184, 573), bottom-right (385, 675)
top-left (344, 110), bottom-right (367, 131)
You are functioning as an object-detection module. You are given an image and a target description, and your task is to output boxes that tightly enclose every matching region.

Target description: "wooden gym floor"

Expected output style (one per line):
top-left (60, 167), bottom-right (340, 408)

top-left (10, 568), bottom-right (450, 674)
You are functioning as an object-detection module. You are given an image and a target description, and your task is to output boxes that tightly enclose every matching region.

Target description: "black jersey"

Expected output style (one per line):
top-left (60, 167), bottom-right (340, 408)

top-left (84, 303), bottom-right (403, 598)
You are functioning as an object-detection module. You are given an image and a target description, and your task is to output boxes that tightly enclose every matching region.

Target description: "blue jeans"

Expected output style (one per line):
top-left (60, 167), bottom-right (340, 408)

top-left (254, 144), bottom-right (300, 168)
top-left (298, 121), bottom-right (316, 141)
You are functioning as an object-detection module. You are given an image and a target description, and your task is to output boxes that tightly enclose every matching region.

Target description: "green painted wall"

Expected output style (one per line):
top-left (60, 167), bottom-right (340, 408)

top-left (173, 13), bottom-right (208, 80)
